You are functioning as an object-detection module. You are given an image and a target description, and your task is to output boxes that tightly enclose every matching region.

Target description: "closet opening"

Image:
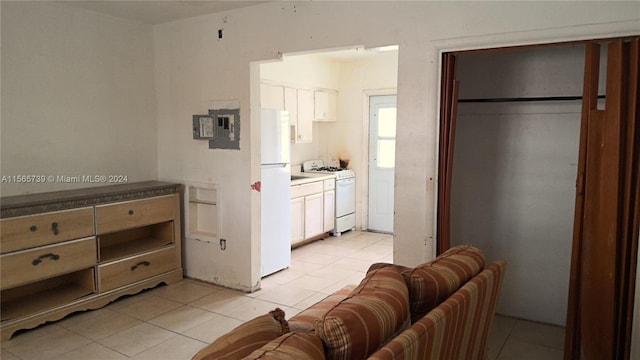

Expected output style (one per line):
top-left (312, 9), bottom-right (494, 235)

top-left (437, 37), bottom-right (639, 359)
top-left (449, 43), bottom-right (589, 326)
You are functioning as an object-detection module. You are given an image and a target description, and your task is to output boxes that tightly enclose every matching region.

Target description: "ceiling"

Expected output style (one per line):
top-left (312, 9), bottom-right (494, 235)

top-left (59, 0), bottom-right (270, 25)
top-left (288, 46), bottom-right (400, 62)
top-left (58, 1), bottom-right (398, 61)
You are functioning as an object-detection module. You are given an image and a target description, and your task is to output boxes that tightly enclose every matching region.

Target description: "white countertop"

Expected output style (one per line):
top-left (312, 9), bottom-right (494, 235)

top-left (290, 171), bottom-right (334, 185)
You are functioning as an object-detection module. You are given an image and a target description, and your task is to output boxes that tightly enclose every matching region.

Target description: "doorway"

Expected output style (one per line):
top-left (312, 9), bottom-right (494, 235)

top-left (368, 95), bottom-right (397, 233)
top-left (259, 46), bottom-right (398, 237)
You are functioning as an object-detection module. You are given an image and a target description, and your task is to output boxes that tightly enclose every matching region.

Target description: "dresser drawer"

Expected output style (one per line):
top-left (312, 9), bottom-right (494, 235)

top-left (1, 208), bottom-right (95, 254)
top-left (98, 246), bottom-right (178, 292)
top-left (95, 195), bottom-right (176, 234)
top-left (1, 237), bottom-right (97, 290)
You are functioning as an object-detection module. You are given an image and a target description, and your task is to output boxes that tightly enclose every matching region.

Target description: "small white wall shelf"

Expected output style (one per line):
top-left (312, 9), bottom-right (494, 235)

top-left (186, 183), bottom-right (219, 241)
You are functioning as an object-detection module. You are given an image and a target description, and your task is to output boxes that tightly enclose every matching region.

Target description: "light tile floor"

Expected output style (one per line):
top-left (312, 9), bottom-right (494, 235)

top-left (1, 231), bottom-right (564, 359)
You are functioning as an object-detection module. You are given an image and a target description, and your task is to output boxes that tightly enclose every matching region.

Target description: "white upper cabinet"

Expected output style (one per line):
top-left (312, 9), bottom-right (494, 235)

top-left (262, 82), bottom-right (337, 143)
top-left (314, 90), bottom-right (337, 122)
top-left (284, 87), bottom-right (298, 126)
top-left (295, 88), bottom-right (314, 143)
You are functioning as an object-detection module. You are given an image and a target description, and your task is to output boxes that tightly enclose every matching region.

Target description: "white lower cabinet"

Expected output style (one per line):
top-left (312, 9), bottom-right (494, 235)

top-left (323, 179), bottom-right (335, 233)
top-left (304, 193), bottom-right (324, 239)
top-left (291, 178), bottom-right (334, 246)
top-left (323, 189), bottom-right (335, 232)
top-left (291, 197), bottom-right (305, 245)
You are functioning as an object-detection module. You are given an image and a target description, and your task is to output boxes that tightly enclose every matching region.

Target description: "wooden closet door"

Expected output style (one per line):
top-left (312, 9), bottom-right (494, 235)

top-left (437, 53), bottom-right (459, 254)
top-left (565, 37), bottom-right (639, 360)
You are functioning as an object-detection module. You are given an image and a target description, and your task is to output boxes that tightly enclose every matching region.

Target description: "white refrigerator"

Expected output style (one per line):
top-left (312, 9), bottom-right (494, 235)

top-left (261, 109), bottom-right (291, 277)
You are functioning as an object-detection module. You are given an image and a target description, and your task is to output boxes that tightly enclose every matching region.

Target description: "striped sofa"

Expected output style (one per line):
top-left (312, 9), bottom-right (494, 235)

top-left (192, 245), bottom-right (505, 360)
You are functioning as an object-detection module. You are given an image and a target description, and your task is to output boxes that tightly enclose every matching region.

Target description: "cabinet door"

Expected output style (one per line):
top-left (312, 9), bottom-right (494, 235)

top-left (323, 190), bottom-right (335, 232)
top-left (284, 87), bottom-right (298, 126)
top-left (304, 192), bottom-right (324, 239)
top-left (314, 90), bottom-right (337, 122)
top-left (291, 197), bottom-right (305, 245)
top-left (260, 83), bottom-right (285, 110)
top-left (295, 89), bottom-right (313, 143)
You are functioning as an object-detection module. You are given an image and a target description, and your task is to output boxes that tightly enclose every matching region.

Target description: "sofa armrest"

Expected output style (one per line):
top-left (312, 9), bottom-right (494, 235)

top-left (368, 260), bottom-right (506, 360)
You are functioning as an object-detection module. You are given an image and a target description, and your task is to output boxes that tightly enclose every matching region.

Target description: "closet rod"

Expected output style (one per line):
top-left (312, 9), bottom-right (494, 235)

top-left (458, 94), bottom-right (606, 103)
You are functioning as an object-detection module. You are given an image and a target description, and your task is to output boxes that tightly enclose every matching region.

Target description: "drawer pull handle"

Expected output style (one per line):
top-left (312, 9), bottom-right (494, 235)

top-left (128, 210), bottom-right (134, 215)
top-left (32, 253), bottom-right (60, 266)
top-left (30, 225), bottom-right (38, 232)
top-left (130, 261), bottom-right (150, 271)
top-left (51, 222), bottom-right (59, 235)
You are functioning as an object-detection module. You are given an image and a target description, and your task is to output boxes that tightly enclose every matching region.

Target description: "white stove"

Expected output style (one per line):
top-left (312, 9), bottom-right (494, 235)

top-left (302, 160), bottom-right (355, 180)
top-left (302, 160), bottom-right (355, 235)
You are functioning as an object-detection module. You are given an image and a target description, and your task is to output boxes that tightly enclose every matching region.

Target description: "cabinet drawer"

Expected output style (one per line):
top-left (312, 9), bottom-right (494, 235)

top-left (291, 181), bottom-right (323, 198)
top-left (96, 195), bottom-right (176, 234)
top-left (98, 247), bottom-right (178, 292)
top-left (1, 208), bottom-right (95, 254)
top-left (1, 237), bottom-right (97, 290)
top-left (323, 179), bottom-right (335, 190)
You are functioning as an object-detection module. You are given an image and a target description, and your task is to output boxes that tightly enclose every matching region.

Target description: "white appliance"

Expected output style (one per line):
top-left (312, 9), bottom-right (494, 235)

top-left (302, 159), bottom-right (356, 236)
top-left (261, 109), bottom-right (292, 277)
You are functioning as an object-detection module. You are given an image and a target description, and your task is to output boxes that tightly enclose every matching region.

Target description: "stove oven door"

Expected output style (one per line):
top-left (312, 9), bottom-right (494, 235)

top-left (336, 178), bottom-right (356, 217)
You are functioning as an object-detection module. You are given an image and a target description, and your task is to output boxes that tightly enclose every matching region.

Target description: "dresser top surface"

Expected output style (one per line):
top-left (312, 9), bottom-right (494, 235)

top-left (1, 181), bottom-right (181, 218)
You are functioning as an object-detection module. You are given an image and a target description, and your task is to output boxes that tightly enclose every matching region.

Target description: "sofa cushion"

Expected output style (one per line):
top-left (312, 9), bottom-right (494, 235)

top-left (242, 332), bottom-right (325, 360)
top-left (191, 308), bottom-right (289, 360)
top-left (368, 244), bottom-right (485, 323)
top-left (315, 267), bottom-right (410, 360)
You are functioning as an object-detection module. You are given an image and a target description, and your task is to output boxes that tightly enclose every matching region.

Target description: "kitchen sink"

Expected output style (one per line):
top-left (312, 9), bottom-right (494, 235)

top-left (291, 175), bottom-right (308, 181)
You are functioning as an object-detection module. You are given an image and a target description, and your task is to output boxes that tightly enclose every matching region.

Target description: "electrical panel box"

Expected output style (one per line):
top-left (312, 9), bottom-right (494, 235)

top-left (191, 107), bottom-right (240, 150)
top-left (208, 108), bottom-right (240, 150)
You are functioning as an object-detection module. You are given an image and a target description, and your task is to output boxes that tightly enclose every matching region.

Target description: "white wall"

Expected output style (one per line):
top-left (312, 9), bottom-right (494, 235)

top-left (452, 105), bottom-right (580, 326)
top-left (152, 1), bottom-right (638, 291)
top-left (332, 52), bottom-right (398, 231)
top-left (0, 2), bottom-right (158, 196)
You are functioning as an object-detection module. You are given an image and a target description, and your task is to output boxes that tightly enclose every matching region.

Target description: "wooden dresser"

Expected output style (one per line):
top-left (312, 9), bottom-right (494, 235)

top-left (0, 181), bottom-right (183, 340)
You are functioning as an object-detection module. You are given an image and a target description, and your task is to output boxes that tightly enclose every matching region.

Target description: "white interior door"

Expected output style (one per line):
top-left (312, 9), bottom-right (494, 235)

top-left (368, 95), bottom-right (397, 233)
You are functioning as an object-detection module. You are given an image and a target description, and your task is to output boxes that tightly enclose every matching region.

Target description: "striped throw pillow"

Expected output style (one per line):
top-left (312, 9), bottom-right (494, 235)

top-left (315, 267), bottom-right (410, 360)
top-left (242, 332), bottom-right (325, 360)
top-left (191, 308), bottom-right (289, 360)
